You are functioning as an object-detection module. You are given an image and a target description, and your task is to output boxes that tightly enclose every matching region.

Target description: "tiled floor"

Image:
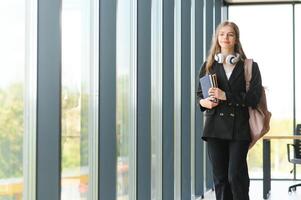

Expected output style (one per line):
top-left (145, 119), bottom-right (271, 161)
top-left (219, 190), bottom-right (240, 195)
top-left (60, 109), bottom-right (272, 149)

top-left (198, 180), bottom-right (301, 200)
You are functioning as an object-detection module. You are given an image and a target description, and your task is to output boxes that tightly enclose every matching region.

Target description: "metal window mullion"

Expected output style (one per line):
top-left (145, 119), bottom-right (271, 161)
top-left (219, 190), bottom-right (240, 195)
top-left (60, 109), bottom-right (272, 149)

top-left (194, 0), bottom-right (204, 197)
top-left (203, 0), bottom-right (214, 191)
top-left (292, 3), bottom-right (297, 180)
top-left (162, 0), bottom-right (175, 199)
top-left (292, 3), bottom-right (296, 134)
top-left (190, 0), bottom-right (196, 199)
top-left (181, 1), bottom-right (191, 199)
top-left (202, 0), bottom-right (207, 192)
top-left (214, 0), bottom-right (222, 27)
top-left (137, 0), bottom-right (151, 199)
top-left (36, 0), bottom-right (61, 199)
top-left (98, 0), bottom-right (117, 199)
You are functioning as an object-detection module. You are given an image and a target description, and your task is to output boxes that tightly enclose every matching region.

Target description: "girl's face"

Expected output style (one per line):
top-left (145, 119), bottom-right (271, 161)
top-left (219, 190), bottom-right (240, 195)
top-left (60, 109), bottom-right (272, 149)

top-left (217, 25), bottom-right (237, 52)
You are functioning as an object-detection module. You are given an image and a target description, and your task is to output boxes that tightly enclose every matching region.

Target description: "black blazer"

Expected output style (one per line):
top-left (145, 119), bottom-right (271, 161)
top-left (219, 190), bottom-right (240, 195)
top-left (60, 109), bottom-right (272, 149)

top-left (197, 60), bottom-right (262, 141)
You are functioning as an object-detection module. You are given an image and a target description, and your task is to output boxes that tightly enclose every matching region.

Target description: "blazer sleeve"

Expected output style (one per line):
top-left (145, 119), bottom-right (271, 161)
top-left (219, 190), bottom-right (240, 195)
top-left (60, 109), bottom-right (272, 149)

top-left (196, 62), bottom-right (207, 112)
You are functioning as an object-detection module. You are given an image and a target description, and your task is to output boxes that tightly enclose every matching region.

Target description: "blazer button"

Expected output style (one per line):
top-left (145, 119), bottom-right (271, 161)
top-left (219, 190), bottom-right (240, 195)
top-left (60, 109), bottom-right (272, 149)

top-left (219, 113), bottom-right (224, 116)
top-left (236, 104), bottom-right (239, 107)
top-left (228, 103), bottom-right (232, 106)
top-left (230, 113), bottom-right (235, 117)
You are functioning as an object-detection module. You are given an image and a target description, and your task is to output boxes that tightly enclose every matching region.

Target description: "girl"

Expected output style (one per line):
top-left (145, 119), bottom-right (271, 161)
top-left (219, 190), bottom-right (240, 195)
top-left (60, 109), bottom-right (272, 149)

top-left (197, 21), bottom-right (262, 200)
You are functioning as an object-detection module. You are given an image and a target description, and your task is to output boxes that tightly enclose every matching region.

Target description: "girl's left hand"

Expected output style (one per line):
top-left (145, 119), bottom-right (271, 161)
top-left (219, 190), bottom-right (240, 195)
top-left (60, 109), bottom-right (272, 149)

top-left (208, 87), bottom-right (227, 101)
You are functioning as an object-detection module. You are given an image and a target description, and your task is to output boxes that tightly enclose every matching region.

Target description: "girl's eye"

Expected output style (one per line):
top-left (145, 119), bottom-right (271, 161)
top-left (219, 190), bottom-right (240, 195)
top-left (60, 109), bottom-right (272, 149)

top-left (219, 33), bottom-right (235, 38)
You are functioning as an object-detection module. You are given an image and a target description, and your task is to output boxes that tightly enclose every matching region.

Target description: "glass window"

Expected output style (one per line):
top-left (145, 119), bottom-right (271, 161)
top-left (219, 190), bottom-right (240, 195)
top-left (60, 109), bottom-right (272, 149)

top-left (295, 4), bottom-right (301, 179)
top-left (0, 1), bottom-right (37, 199)
top-left (116, 0), bottom-right (137, 199)
top-left (229, 5), bottom-right (294, 179)
top-left (295, 5), bottom-right (301, 126)
top-left (61, 0), bottom-right (98, 199)
top-left (174, 0), bottom-right (182, 198)
top-left (151, 0), bottom-right (163, 199)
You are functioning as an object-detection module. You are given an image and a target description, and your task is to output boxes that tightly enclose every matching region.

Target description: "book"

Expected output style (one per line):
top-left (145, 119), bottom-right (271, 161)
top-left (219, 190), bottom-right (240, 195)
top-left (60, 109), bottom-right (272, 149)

top-left (199, 73), bottom-right (218, 102)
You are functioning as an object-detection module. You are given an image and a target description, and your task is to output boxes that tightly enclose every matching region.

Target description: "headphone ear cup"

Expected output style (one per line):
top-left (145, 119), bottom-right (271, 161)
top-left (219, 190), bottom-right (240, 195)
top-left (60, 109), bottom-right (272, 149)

top-left (225, 55), bottom-right (235, 65)
top-left (215, 53), bottom-right (224, 63)
top-left (226, 53), bottom-right (240, 64)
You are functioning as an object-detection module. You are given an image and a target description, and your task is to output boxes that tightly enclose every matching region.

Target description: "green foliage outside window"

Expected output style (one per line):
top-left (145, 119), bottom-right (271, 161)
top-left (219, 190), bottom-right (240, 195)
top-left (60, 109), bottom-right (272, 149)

top-left (61, 87), bottom-right (88, 171)
top-left (0, 84), bottom-right (23, 179)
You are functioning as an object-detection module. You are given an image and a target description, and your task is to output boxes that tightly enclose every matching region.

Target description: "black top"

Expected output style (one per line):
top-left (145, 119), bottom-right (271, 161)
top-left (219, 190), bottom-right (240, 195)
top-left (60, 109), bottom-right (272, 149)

top-left (197, 60), bottom-right (262, 141)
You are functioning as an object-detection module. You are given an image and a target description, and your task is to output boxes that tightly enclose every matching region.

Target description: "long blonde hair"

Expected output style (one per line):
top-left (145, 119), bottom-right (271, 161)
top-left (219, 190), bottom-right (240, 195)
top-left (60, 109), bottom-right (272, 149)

top-left (205, 21), bottom-right (247, 73)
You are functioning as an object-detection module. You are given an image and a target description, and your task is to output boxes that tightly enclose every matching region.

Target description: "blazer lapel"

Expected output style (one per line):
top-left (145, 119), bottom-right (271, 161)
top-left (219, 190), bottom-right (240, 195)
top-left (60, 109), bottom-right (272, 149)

top-left (214, 63), bottom-right (230, 91)
top-left (228, 61), bottom-right (244, 86)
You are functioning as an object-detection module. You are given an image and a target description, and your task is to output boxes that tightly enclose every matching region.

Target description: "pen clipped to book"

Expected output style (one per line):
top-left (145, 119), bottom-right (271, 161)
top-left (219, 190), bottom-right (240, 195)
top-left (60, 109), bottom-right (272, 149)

top-left (199, 73), bottom-right (218, 102)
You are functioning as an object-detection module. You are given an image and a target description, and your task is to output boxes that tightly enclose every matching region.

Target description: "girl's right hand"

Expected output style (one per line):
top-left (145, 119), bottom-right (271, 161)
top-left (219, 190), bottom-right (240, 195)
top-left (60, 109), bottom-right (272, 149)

top-left (199, 97), bottom-right (218, 109)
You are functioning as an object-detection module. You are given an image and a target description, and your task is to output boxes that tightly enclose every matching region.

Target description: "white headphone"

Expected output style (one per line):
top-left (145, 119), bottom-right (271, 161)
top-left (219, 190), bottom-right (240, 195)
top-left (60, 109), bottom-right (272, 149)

top-left (214, 53), bottom-right (240, 65)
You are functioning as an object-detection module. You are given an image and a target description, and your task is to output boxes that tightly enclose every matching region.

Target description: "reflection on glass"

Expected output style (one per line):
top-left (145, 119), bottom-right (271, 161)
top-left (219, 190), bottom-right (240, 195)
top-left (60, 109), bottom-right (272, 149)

top-left (116, 0), bottom-right (133, 200)
top-left (295, 5), bottom-right (301, 126)
top-left (151, 0), bottom-right (163, 199)
top-left (61, 0), bottom-right (98, 199)
top-left (0, 1), bottom-right (26, 199)
top-left (229, 5), bottom-right (293, 179)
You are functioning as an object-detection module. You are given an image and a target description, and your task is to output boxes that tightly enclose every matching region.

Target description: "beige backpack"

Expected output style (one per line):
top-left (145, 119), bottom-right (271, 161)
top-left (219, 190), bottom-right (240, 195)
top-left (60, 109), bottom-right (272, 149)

top-left (244, 59), bottom-right (272, 148)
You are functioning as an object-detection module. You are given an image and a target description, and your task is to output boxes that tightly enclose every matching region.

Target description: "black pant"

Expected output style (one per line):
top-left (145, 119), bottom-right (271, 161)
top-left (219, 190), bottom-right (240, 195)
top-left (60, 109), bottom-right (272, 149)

top-left (207, 138), bottom-right (250, 200)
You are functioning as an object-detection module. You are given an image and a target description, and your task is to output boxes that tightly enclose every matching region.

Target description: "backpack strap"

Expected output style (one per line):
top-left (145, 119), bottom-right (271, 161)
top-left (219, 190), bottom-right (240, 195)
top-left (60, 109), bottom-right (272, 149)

top-left (244, 58), bottom-right (253, 91)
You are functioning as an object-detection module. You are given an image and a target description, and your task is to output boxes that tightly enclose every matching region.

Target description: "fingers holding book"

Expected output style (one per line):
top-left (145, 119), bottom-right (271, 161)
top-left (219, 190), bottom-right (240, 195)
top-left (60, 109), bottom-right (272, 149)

top-left (199, 97), bottom-right (219, 109)
top-left (208, 87), bottom-right (227, 101)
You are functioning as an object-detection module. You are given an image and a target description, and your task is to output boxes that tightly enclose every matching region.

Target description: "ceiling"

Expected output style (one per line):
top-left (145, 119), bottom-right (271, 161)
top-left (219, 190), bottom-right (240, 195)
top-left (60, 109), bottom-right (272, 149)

top-left (225, 0), bottom-right (301, 3)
